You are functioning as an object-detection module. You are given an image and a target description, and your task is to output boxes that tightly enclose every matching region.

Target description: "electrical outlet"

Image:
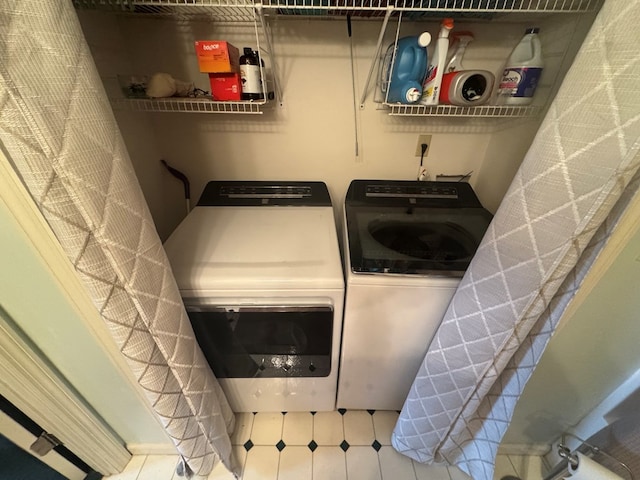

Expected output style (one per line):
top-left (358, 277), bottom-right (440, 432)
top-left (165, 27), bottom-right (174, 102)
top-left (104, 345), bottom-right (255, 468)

top-left (415, 135), bottom-right (432, 157)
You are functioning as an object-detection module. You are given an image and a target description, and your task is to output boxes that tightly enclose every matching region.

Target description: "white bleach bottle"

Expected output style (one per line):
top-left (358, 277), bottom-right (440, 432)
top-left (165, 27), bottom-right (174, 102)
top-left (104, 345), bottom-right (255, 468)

top-left (496, 27), bottom-right (543, 105)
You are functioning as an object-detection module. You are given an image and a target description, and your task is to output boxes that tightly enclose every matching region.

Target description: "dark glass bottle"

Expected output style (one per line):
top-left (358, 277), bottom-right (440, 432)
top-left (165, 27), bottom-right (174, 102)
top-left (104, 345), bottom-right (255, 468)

top-left (239, 47), bottom-right (263, 100)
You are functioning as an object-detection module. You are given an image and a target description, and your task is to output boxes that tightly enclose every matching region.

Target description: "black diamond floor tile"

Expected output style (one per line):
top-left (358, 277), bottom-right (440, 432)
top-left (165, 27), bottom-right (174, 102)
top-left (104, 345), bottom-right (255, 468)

top-left (340, 440), bottom-right (350, 452)
top-left (276, 440), bottom-right (286, 451)
top-left (308, 440), bottom-right (318, 452)
top-left (372, 440), bottom-right (382, 452)
top-left (338, 408), bottom-right (347, 415)
top-left (367, 409), bottom-right (376, 415)
top-left (243, 439), bottom-right (254, 452)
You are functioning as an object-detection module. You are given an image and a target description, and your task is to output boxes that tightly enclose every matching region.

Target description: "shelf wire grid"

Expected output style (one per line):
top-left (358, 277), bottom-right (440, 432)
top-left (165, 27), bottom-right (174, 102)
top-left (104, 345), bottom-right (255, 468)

top-left (112, 97), bottom-right (268, 114)
top-left (384, 103), bottom-right (538, 116)
top-left (74, 0), bottom-right (601, 15)
top-left (74, 0), bottom-right (258, 21)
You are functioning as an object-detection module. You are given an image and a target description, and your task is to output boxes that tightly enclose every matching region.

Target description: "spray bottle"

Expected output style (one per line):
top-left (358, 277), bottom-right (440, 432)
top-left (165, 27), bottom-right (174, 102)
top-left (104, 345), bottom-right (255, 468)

top-left (420, 18), bottom-right (454, 106)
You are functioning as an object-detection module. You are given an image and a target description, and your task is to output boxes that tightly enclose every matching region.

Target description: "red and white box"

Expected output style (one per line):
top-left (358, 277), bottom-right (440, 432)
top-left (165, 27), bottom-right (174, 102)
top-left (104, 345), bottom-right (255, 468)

top-left (195, 40), bottom-right (240, 73)
top-left (209, 73), bottom-right (242, 101)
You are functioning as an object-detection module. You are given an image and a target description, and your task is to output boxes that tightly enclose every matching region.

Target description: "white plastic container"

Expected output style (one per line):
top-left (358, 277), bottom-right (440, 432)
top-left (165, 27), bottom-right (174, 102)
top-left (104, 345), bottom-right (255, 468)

top-left (496, 27), bottom-right (543, 105)
top-left (420, 18), bottom-right (454, 106)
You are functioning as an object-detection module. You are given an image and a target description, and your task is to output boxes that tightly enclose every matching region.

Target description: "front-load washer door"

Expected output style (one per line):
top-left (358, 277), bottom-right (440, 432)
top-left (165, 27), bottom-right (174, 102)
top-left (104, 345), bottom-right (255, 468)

top-left (185, 305), bottom-right (333, 378)
top-left (346, 206), bottom-right (493, 276)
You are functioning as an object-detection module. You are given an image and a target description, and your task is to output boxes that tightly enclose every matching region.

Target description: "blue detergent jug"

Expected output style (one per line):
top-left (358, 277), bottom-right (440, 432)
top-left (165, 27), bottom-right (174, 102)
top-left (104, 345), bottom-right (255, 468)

top-left (383, 32), bottom-right (431, 104)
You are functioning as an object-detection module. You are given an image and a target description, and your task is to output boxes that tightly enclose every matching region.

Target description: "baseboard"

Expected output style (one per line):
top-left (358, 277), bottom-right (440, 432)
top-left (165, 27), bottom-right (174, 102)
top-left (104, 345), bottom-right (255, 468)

top-left (127, 443), bottom-right (178, 455)
top-left (498, 443), bottom-right (551, 456)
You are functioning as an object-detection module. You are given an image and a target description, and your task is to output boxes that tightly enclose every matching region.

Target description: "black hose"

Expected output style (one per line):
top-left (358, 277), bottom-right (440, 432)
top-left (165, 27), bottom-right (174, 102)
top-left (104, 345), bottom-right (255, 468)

top-left (160, 159), bottom-right (190, 201)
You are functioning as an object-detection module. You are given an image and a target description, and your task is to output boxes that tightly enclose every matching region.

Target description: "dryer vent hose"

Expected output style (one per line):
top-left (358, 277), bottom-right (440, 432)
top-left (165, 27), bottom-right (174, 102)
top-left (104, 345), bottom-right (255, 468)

top-left (161, 159), bottom-right (191, 213)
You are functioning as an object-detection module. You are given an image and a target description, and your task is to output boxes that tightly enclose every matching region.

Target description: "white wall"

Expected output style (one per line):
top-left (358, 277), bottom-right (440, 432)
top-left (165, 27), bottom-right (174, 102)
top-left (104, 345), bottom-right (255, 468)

top-left (77, 10), bottom-right (596, 239)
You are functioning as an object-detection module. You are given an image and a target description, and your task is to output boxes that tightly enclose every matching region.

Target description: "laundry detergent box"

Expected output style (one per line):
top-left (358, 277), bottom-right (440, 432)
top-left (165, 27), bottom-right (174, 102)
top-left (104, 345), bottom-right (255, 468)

top-left (195, 40), bottom-right (240, 73)
top-left (209, 73), bottom-right (242, 101)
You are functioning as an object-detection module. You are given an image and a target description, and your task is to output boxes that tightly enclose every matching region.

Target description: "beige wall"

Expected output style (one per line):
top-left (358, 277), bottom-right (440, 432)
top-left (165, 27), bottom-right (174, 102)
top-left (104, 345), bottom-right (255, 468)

top-left (77, 10), bottom-right (595, 239)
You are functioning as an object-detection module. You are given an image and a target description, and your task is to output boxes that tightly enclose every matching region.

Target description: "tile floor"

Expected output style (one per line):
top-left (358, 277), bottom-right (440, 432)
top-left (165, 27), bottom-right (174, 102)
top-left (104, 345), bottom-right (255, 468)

top-left (106, 410), bottom-right (544, 480)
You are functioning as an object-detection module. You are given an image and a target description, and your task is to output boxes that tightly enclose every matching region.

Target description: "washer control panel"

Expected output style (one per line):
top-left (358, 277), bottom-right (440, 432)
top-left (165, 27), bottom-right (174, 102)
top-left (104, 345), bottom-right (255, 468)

top-left (365, 184), bottom-right (458, 199)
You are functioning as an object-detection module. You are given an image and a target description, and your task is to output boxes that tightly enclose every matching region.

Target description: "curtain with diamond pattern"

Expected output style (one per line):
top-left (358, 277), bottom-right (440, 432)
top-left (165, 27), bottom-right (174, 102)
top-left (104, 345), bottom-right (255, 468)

top-left (392, 1), bottom-right (640, 478)
top-left (0, 1), bottom-right (235, 476)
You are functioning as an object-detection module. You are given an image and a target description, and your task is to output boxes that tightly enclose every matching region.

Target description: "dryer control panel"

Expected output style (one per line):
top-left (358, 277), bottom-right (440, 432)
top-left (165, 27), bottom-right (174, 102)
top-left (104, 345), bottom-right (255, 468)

top-left (197, 181), bottom-right (332, 206)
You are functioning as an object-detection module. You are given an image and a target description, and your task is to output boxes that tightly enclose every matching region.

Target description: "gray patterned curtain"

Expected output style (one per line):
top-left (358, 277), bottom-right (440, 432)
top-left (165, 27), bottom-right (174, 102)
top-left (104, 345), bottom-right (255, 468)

top-left (0, 1), bottom-right (235, 476)
top-left (392, 1), bottom-right (640, 478)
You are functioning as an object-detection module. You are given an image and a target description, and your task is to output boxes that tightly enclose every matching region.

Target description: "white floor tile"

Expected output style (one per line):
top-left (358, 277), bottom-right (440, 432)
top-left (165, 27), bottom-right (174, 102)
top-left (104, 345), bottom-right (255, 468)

top-left (233, 445), bottom-right (248, 478)
top-left (494, 454), bottom-right (518, 480)
top-left (346, 446), bottom-right (382, 480)
top-left (107, 454), bottom-right (147, 480)
top-left (231, 413), bottom-right (255, 446)
top-left (449, 466), bottom-right (472, 480)
top-left (137, 455), bottom-right (179, 480)
top-left (278, 446), bottom-right (312, 480)
top-left (372, 411), bottom-right (399, 445)
top-left (171, 462), bottom-right (209, 480)
top-left (379, 446), bottom-right (417, 480)
top-left (109, 411), bottom-right (532, 480)
top-left (281, 412), bottom-right (313, 446)
top-left (313, 411), bottom-right (344, 445)
top-left (243, 446), bottom-right (280, 480)
top-left (206, 461), bottom-right (234, 480)
top-left (413, 462), bottom-right (450, 480)
top-left (313, 446), bottom-right (347, 480)
top-left (343, 410), bottom-right (376, 446)
top-left (208, 446), bottom-right (247, 480)
top-left (251, 412), bottom-right (284, 445)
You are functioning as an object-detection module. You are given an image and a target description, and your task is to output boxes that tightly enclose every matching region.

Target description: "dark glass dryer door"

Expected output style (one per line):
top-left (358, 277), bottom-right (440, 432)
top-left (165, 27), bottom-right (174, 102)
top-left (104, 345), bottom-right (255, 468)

top-left (186, 305), bottom-right (333, 378)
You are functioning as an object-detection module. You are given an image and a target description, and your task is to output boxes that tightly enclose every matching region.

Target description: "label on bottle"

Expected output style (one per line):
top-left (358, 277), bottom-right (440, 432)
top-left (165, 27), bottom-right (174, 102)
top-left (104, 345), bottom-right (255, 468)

top-left (497, 67), bottom-right (542, 98)
top-left (240, 64), bottom-right (261, 95)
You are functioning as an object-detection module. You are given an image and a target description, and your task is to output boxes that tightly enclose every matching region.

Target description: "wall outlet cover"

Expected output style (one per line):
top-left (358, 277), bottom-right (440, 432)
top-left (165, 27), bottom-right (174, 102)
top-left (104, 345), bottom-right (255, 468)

top-left (415, 135), bottom-right (432, 157)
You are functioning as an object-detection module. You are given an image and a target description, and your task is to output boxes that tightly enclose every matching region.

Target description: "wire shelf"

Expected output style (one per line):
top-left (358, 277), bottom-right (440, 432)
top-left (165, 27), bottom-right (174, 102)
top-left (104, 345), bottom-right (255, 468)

top-left (74, 1), bottom-right (258, 21)
top-left (74, 0), bottom-right (600, 15)
top-left (112, 97), bottom-right (270, 114)
top-left (384, 103), bottom-right (539, 117)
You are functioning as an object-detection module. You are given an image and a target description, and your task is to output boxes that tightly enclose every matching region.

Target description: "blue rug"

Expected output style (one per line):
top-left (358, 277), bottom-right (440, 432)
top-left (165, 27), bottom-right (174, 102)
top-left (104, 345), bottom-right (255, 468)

top-left (0, 433), bottom-right (67, 480)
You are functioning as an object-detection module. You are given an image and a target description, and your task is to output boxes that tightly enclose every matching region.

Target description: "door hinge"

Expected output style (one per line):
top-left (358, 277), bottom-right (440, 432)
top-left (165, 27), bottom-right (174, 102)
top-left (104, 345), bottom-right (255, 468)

top-left (30, 431), bottom-right (61, 456)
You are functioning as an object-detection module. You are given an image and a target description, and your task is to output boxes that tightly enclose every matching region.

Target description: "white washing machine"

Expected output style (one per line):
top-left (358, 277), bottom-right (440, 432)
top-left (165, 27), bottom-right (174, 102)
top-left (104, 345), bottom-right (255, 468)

top-left (337, 180), bottom-right (492, 411)
top-left (164, 181), bottom-right (344, 413)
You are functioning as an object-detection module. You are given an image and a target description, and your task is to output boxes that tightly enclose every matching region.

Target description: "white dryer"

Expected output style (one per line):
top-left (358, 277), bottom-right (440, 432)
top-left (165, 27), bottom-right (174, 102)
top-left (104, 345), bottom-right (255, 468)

top-left (337, 180), bottom-right (492, 411)
top-left (164, 181), bottom-right (344, 413)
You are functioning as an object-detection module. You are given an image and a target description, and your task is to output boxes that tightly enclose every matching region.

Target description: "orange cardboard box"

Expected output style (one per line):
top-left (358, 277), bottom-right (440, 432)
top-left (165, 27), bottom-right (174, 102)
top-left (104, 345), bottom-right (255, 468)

top-left (195, 40), bottom-right (240, 73)
top-left (209, 73), bottom-right (242, 101)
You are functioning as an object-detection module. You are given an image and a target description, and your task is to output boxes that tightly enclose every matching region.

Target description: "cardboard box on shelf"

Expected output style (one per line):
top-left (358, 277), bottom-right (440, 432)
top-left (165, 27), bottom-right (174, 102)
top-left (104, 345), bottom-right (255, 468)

top-left (195, 40), bottom-right (240, 73)
top-left (209, 73), bottom-right (242, 101)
